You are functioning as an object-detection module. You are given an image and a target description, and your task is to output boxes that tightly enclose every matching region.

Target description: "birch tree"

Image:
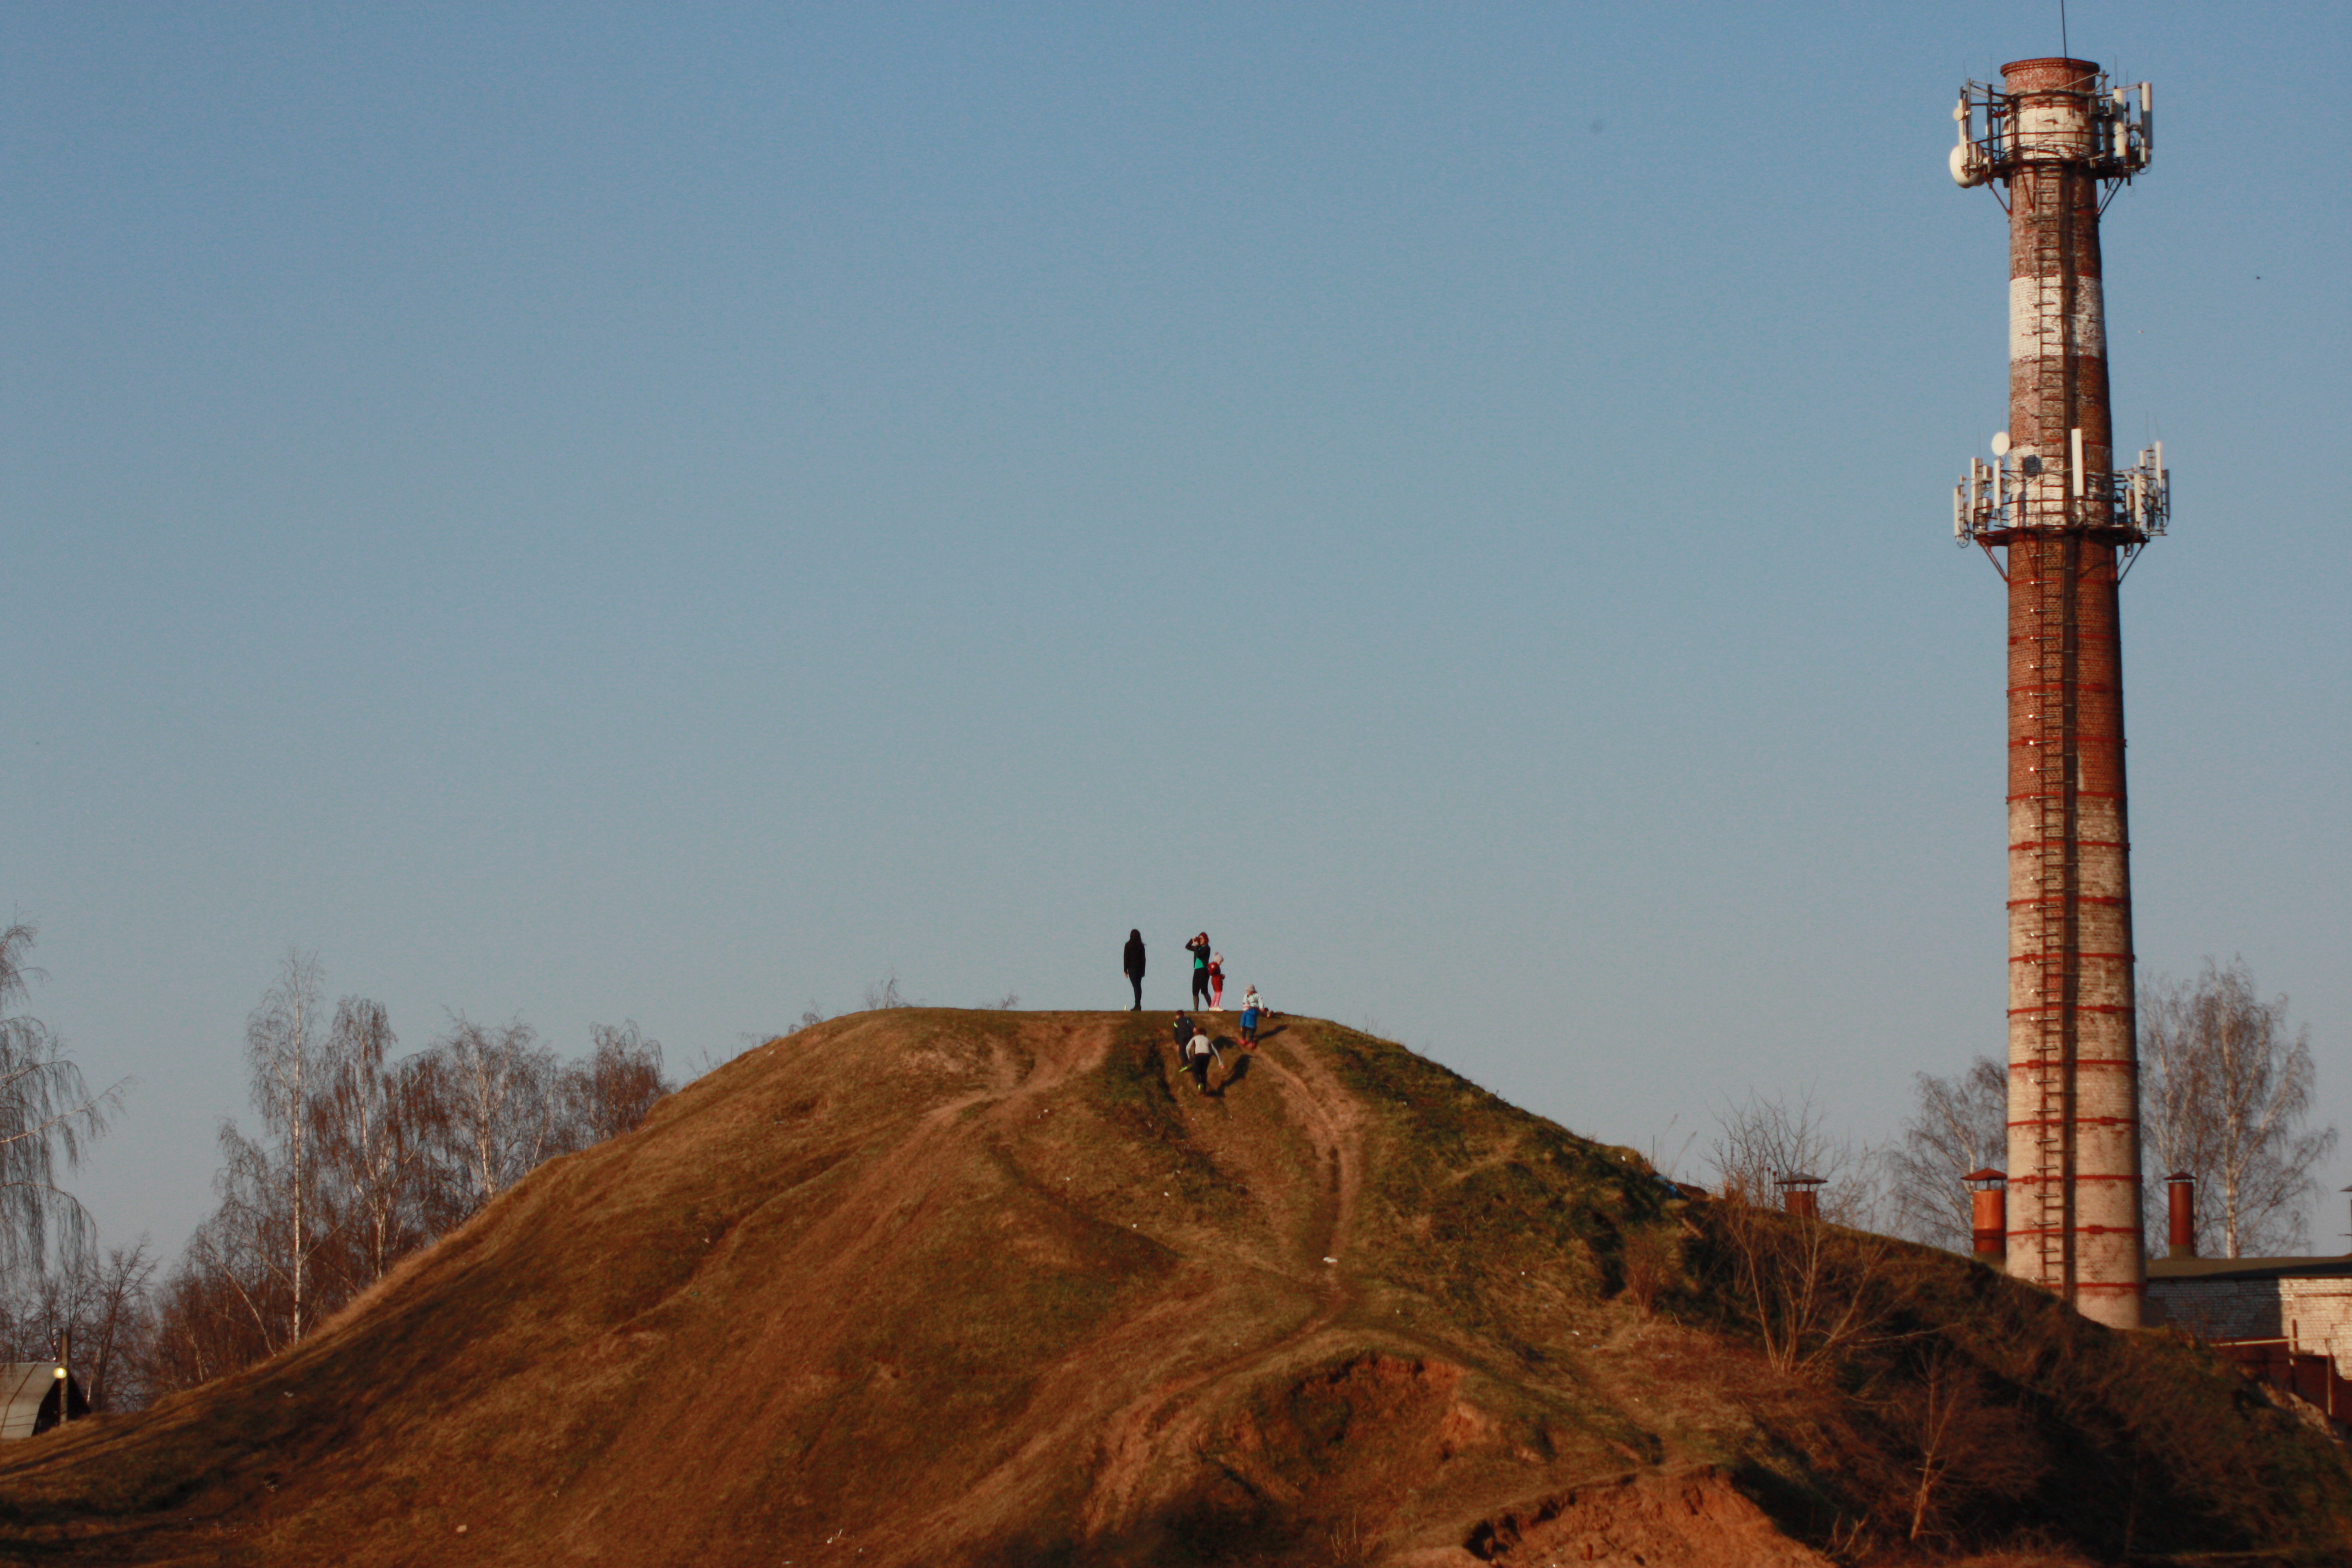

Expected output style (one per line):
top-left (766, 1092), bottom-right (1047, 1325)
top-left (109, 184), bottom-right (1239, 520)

top-left (215, 951), bottom-right (330, 1345)
top-left (0, 922), bottom-right (124, 1281)
top-left (566, 1022), bottom-right (672, 1144)
top-left (149, 1217), bottom-right (275, 1390)
top-left (2141, 959), bottom-right (2337, 1257)
top-left (1885, 1056), bottom-right (2007, 1251)
top-left (315, 998), bottom-right (429, 1291)
top-left (418, 1017), bottom-right (562, 1222)
top-left (151, 977), bottom-right (678, 1395)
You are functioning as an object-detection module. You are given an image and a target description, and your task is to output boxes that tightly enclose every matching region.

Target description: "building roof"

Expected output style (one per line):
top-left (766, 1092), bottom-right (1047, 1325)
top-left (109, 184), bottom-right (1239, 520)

top-left (0, 1364), bottom-right (63, 1441)
top-left (2147, 1254), bottom-right (2352, 1284)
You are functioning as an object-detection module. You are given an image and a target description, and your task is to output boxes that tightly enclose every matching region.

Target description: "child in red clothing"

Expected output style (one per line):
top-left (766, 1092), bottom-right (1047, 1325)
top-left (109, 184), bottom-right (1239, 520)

top-left (1207, 952), bottom-right (1225, 1010)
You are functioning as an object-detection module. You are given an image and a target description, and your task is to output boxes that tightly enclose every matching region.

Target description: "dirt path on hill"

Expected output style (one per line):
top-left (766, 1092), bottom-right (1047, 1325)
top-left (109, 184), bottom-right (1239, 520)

top-left (1071, 1024), bottom-right (1372, 1542)
top-left (755, 1017), bottom-right (1112, 1311)
top-left (1259, 1026), bottom-right (1367, 1286)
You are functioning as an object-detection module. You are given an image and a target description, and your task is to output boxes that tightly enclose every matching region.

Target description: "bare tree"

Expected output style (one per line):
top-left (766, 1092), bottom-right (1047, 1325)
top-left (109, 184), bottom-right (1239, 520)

top-left (417, 1017), bottom-right (562, 1222)
top-left (564, 1023), bottom-right (672, 1144)
top-left (153, 981), bottom-right (681, 1396)
top-left (176, 973), bottom-right (433, 1371)
top-left (1709, 1090), bottom-right (1882, 1227)
top-left (0, 1239), bottom-right (157, 1411)
top-left (2141, 959), bottom-right (2337, 1257)
top-left (156, 955), bottom-right (344, 1378)
top-left (0, 923), bottom-right (125, 1281)
top-left (862, 973), bottom-right (914, 1010)
top-left (1878, 1346), bottom-right (2044, 1544)
top-left (75, 1240), bottom-right (157, 1410)
top-left (214, 951), bottom-right (333, 1346)
top-left (315, 997), bottom-right (430, 1292)
top-left (146, 1218), bottom-right (275, 1395)
top-left (1885, 1056), bottom-right (2007, 1251)
top-left (1706, 1093), bottom-right (1890, 1373)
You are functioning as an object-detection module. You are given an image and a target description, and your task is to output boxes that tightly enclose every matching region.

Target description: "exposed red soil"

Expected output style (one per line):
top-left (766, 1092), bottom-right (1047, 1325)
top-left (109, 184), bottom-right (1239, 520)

top-left (1411, 1465), bottom-right (1832, 1567)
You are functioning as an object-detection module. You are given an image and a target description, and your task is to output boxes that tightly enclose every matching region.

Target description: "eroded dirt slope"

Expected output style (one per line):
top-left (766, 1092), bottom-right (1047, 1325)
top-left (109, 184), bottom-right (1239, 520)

top-left (0, 1010), bottom-right (2344, 1566)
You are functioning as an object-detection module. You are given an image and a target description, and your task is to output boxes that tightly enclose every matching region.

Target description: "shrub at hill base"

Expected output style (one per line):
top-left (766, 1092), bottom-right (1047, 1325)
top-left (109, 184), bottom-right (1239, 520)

top-left (1672, 1180), bottom-right (2352, 1559)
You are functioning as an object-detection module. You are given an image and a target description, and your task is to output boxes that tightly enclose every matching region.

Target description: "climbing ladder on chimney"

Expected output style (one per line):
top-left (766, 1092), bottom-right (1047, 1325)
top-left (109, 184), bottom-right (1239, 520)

top-left (2023, 531), bottom-right (2076, 1294)
top-left (2020, 170), bottom-right (2080, 1296)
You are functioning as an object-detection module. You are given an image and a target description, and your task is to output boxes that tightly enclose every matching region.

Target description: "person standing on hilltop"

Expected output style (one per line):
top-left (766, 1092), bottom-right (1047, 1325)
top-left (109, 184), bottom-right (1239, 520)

top-left (1186, 932), bottom-right (1211, 1010)
top-left (1207, 950), bottom-right (1225, 1011)
top-left (1239, 993), bottom-right (1262, 1051)
top-left (1123, 929), bottom-right (1147, 1010)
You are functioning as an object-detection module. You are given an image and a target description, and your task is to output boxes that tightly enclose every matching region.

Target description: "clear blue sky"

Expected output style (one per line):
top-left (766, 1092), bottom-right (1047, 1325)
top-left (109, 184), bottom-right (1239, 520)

top-left (8, 3), bottom-right (2348, 1256)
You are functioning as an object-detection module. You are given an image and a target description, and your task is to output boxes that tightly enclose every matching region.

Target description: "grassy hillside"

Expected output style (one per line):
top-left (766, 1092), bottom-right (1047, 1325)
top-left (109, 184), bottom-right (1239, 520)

top-left (0, 1010), bottom-right (2343, 1566)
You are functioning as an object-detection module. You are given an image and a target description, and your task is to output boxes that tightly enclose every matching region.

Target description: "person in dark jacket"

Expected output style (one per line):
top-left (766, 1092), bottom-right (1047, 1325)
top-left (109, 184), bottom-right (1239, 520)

top-left (1186, 932), bottom-right (1212, 1009)
top-left (1123, 929), bottom-right (1147, 1010)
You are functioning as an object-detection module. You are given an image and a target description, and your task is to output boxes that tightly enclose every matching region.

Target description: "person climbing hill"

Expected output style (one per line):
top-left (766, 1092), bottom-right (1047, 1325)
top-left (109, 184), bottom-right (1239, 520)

top-left (1186, 932), bottom-right (1211, 1009)
top-left (1123, 929), bottom-right (1147, 1010)
top-left (1184, 1027), bottom-right (1220, 1095)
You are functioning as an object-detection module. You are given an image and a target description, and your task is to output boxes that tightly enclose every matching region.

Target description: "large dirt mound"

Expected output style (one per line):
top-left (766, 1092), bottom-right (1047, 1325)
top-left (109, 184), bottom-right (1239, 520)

top-left (0, 1011), bottom-right (2344, 1565)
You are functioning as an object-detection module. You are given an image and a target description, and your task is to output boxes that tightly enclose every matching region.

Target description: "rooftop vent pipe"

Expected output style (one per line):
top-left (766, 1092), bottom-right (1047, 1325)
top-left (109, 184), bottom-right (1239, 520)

top-left (1964, 1169), bottom-right (2008, 1270)
top-left (2166, 1172), bottom-right (2196, 1259)
top-left (1776, 1173), bottom-right (1825, 1221)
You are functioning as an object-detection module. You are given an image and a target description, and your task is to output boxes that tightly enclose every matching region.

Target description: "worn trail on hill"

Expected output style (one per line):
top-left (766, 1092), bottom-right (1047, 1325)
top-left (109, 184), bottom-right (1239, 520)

top-left (1076, 1022), bottom-right (1370, 1539)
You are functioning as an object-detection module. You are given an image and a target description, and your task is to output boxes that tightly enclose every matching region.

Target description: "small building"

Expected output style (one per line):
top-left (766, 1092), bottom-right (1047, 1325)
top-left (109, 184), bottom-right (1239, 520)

top-left (2146, 1255), bottom-right (2352, 1422)
top-left (2130, 1173), bottom-right (2352, 1420)
top-left (0, 1363), bottom-right (86, 1440)
top-left (2145, 1255), bottom-right (2352, 1378)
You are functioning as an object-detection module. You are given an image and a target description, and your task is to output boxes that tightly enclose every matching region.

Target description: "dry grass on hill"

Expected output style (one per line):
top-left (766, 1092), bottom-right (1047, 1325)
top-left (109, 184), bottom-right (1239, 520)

top-left (0, 1010), bottom-right (2343, 1566)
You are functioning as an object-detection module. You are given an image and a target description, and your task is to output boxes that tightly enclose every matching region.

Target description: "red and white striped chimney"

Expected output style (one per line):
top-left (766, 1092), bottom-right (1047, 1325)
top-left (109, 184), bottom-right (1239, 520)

top-left (1950, 58), bottom-right (2165, 1331)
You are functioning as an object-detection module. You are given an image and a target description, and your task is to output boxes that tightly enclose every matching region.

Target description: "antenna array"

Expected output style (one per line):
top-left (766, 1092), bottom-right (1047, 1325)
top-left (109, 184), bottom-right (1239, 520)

top-left (1954, 440), bottom-right (2170, 547)
top-left (1951, 72), bottom-right (2152, 189)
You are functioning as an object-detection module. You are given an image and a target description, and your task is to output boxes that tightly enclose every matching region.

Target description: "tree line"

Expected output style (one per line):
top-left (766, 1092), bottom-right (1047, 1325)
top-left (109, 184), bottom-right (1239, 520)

top-left (0, 946), bottom-right (674, 1409)
top-left (1743, 958), bottom-right (2335, 1262)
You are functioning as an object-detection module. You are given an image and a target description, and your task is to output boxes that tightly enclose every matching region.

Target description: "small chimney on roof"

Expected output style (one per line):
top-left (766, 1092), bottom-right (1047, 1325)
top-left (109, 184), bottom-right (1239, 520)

top-left (2166, 1172), bottom-right (2197, 1259)
top-left (1964, 1169), bottom-right (2007, 1270)
top-left (1776, 1173), bottom-right (1825, 1221)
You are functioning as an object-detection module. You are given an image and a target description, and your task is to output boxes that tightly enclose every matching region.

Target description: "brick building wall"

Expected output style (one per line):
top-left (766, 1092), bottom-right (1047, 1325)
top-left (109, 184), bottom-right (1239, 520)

top-left (2146, 1268), bottom-right (2352, 1380)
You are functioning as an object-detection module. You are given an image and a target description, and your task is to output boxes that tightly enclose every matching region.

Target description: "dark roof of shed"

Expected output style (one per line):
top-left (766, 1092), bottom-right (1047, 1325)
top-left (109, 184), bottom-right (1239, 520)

top-left (2147, 1254), bottom-right (2352, 1283)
